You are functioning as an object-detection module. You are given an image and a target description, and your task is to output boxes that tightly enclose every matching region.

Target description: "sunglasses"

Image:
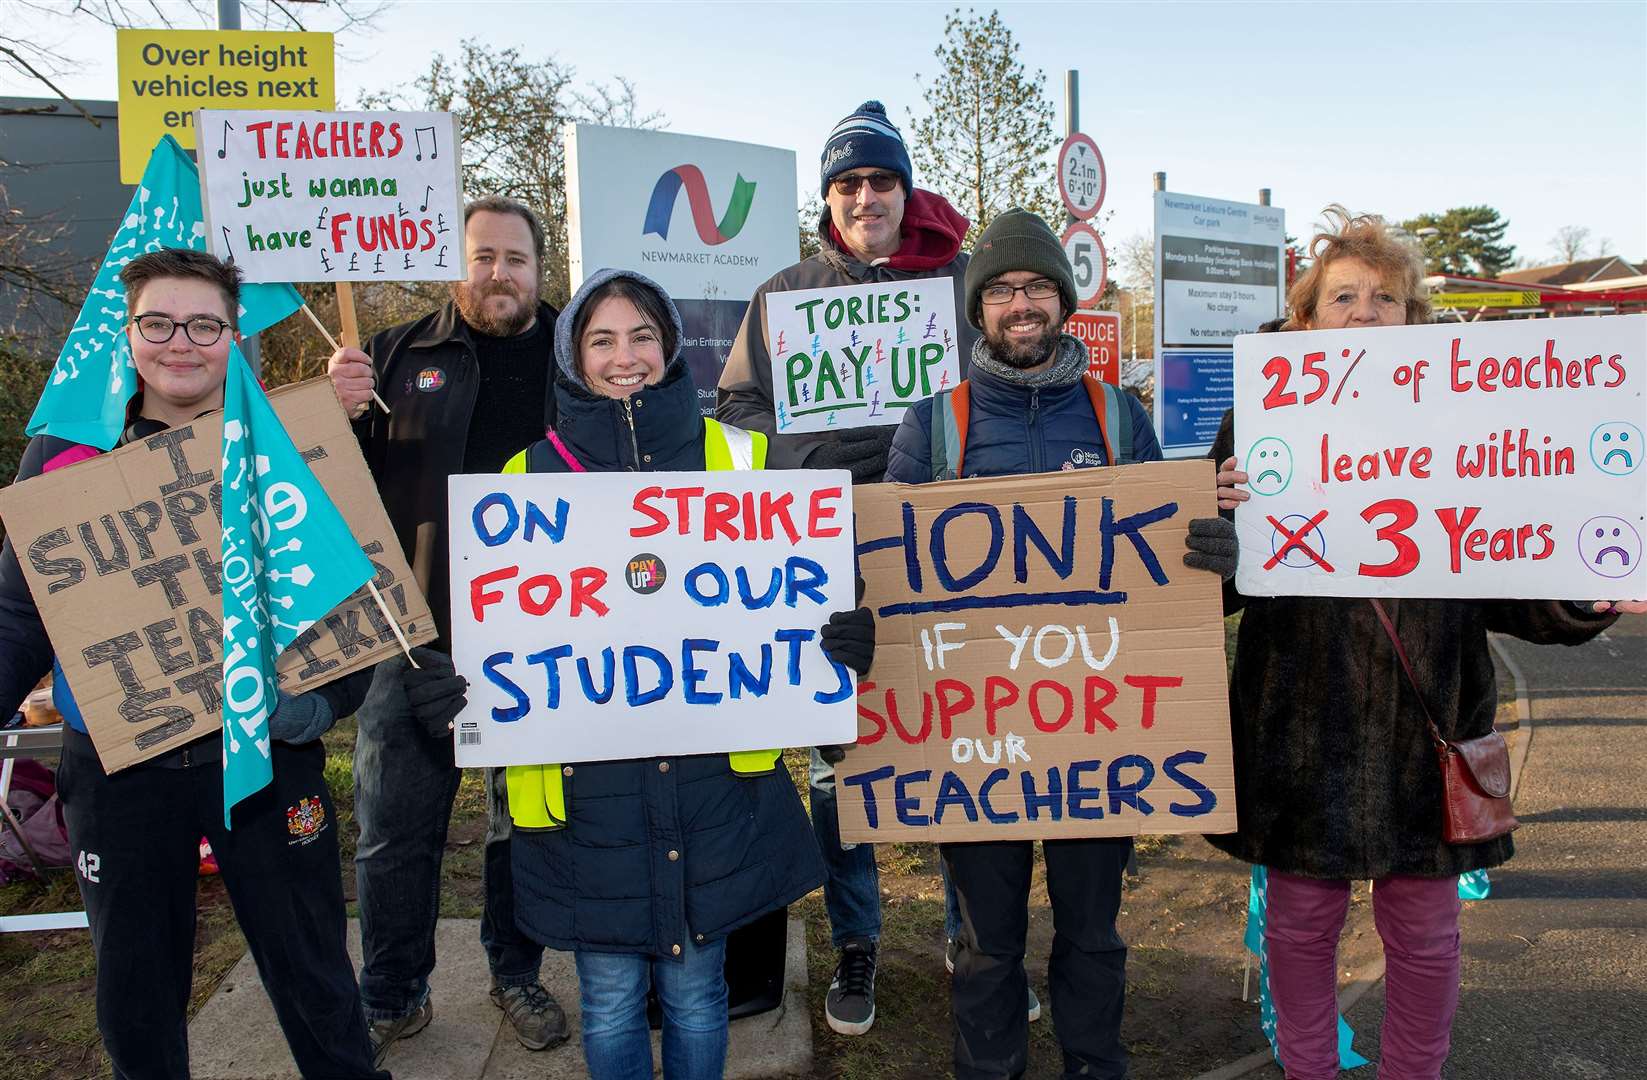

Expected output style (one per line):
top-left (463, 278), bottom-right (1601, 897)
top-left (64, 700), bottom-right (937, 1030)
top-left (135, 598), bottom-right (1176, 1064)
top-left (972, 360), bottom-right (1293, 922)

top-left (830, 172), bottom-right (901, 197)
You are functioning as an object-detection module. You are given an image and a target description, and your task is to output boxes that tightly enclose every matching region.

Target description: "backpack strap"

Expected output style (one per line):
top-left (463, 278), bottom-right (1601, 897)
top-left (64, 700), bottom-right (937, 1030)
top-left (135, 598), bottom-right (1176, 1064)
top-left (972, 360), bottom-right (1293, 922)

top-left (929, 380), bottom-right (971, 481)
top-left (1083, 375), bottom-right (1134, 466)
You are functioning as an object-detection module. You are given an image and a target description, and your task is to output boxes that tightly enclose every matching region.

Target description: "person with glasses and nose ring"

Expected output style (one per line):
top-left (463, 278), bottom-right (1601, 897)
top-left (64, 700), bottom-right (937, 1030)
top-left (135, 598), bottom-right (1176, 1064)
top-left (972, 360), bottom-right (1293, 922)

top-left (716, 99), bottom-right (978, 1037)
top-left (0, 248), bottom-right (401, 1080)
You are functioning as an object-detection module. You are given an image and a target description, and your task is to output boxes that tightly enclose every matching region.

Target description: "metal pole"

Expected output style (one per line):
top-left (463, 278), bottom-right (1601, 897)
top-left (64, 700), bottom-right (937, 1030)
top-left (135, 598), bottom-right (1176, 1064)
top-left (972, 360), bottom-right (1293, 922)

top-left (1064, 70), bottom-right (1079, 232)
top-left (1258, 188), bottom-right (1271, 207)
top-left (218, 0), bottom-right (264, 373)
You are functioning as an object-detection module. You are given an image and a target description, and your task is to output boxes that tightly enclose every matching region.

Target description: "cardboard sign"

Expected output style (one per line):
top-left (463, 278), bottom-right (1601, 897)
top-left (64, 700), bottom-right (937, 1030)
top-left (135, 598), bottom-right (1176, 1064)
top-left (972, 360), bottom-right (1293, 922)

top-left (1233, 315), bottom-right (1647, 600)
top-left (447, 471), bottom-right (859, 766)
top-left (0, 379), bottom-right (435, 772)
top-left (764, 278), bottom-right (962, 434)
top-left (116, 29), bottom-right (335, 183)
top-left (836, 463), bottom-right (1236, 843)
top-left (197, 109), bottom-right (464, 283)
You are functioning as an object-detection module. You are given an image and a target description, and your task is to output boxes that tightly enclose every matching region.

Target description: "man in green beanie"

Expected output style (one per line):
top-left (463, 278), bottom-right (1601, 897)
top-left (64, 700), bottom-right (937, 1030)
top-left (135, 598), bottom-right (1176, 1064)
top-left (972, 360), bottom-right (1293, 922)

top-left (884, 207), bottom-right (1238, 1080)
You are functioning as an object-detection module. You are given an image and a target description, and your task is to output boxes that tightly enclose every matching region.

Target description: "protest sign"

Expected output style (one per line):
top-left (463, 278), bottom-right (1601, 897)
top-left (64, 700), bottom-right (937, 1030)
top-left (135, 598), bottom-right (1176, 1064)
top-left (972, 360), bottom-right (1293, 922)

top-left (197, 109), bottom-right (464, 283)
top-left (447, 471), bottom-right (858, 766)
top-left (835, 463), bottom-right (1236, 843)
top-left (1232, 315), bottom-right (1647, 600)
top-left (0, 379), bottom-right (435, 772)
top-left (117, 29), bottom-right (335, 183)
top-left (763, 278), bottom-right (962, 434)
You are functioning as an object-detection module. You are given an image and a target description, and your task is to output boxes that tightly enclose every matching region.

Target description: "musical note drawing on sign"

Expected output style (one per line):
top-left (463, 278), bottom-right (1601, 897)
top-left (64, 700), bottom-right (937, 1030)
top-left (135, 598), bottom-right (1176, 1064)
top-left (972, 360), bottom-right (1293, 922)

top-left (414, 126), bottom-right (438, 160)
top-left (419, 185), bottom-right (435, 213)
top-left (219, 227), bottom-right (235, 262)
top-left (217, 119), bottom-right (235, 159)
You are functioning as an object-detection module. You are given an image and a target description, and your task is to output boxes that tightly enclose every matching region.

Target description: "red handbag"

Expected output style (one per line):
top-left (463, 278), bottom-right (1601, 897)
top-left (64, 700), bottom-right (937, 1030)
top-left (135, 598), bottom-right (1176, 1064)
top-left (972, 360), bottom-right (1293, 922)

top-left (1369, 599), bottom-right (1519, 844)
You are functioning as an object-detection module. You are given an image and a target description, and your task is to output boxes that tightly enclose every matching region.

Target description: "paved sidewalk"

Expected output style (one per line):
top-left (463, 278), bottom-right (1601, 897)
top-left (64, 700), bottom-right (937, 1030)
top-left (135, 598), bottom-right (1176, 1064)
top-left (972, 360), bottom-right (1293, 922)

top-left (188, 914), bottom-right (812, 1079)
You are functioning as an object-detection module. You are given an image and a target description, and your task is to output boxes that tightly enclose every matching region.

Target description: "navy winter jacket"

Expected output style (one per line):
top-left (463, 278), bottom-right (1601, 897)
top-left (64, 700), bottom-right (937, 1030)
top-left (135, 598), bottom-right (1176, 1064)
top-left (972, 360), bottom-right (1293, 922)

top-left (509, 271), bottom-right (825, 959)
top-left (885, 351), bottom-right (1162, 483)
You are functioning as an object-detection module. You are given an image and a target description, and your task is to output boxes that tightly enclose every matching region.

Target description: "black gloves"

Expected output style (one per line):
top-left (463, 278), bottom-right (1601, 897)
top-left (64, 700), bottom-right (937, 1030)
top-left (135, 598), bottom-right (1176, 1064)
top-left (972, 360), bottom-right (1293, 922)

top-left (402, 647), bottom-right (468, 739)
top-left (809, 425), bottom-right (895, 483)
top-left (820, 606), bottom-right (876, 676)
top-left (1182, 517), bottom-right (1238, 581)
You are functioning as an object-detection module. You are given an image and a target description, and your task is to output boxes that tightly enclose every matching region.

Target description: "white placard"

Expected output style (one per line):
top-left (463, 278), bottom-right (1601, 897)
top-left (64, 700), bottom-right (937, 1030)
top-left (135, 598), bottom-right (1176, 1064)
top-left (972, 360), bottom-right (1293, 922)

top-left (198, 109), bottom-right (464, 283)
top-left (1233, 315), bottom-right (1647, 600)
top-left (447, 471), bottom-right (860, 766)
top-left (764, 277), bottom-right (962, 434)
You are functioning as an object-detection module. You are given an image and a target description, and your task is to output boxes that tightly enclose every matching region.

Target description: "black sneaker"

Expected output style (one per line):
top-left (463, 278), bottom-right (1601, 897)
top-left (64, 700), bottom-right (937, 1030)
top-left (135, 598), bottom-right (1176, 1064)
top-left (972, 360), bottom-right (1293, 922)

top-left (825, 938), bottom-right (878, 1035)
top-left (367, 996), bottom-right (433, 1068)
top-left (491, 981), bottom-right (569, 1050)
top-left (946, 938), bottom-right (1041, 1022)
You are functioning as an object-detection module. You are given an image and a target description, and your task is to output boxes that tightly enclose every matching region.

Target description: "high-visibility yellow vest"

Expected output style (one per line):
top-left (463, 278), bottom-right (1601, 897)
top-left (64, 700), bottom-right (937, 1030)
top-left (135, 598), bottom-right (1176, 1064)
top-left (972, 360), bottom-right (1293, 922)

top-left (503, 418), bottom-right (777, 831)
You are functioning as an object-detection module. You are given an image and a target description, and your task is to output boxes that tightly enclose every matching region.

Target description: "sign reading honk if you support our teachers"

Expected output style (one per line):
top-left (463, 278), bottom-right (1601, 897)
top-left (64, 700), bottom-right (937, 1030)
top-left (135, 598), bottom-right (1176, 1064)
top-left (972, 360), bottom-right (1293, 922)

top-left (765, 278), bottom-right (962, 433)
top-left (1233, 314), bottom-right (1646, 601)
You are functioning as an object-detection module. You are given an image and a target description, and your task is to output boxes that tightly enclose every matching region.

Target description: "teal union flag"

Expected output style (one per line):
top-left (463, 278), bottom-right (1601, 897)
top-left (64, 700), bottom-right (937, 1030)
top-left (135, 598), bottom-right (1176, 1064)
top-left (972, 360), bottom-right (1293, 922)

top-left (27, 135), bottom-right (301, 450)
top-left (219, 345), bottom-right (373, 826)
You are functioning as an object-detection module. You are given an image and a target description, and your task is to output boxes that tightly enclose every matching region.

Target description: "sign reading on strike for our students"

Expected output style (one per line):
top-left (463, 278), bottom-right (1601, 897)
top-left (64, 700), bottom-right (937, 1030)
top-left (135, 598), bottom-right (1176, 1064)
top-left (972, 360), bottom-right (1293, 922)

top-left (117, 29), bottom-right (335, 183)
top-left (764, 278), bottom-right (962, 434)
top-left (447, 471), bottom-right (859, 766)
top-left (835, 464), bottom-right (1236, 843)
top-left (198, 109), bottom-right (464, 283)
top-left (1233, 315), bottom-right (1647, 601)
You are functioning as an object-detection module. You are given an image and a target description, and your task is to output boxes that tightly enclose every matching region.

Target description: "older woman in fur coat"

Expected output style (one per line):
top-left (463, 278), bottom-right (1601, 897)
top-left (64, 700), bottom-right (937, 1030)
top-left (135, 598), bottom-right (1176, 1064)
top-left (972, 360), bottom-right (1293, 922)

top-left (1211, 207), bottom-right (1641, 1080)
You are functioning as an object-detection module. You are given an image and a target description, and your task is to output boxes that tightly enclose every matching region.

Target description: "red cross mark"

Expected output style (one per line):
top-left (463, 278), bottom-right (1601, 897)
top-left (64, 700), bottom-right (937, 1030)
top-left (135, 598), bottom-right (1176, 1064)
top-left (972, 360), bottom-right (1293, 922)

top-left (1265, 511), bottom-right (1334, 572)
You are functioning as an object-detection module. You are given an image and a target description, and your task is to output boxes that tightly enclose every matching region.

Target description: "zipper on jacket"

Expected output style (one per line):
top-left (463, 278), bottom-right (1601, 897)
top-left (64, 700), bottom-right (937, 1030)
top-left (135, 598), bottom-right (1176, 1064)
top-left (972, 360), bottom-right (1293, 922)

top-left (1027, 389), bottom-right (1042, 473)
top-left (621, 397), bottom-right (641, 469)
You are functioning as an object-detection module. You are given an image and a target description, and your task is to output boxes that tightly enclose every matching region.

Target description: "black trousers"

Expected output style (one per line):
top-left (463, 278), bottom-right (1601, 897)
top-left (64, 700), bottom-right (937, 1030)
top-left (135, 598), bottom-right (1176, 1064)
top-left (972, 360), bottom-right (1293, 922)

top-left (57, 727), bottom-right (385, 1080)
top-left (940, 837), bottom-right (1132, 1080)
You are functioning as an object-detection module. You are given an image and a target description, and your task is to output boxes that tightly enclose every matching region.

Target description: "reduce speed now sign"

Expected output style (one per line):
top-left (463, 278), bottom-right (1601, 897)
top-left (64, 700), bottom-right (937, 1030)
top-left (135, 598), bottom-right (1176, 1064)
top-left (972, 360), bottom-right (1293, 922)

top-left (1062, 222), bottom-right (1107, 309)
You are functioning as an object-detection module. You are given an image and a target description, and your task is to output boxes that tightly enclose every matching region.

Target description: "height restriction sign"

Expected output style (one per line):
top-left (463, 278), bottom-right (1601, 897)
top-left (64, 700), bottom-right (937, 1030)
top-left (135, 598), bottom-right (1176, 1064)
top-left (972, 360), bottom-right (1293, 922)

top-left (1057, 132), bottom-right (1106, 220)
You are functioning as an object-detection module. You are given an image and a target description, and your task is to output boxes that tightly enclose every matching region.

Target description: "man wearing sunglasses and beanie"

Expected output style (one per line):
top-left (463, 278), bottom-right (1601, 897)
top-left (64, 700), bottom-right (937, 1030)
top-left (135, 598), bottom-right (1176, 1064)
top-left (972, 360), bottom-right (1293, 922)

top-left (716, 99), bottom-right (977, 1037)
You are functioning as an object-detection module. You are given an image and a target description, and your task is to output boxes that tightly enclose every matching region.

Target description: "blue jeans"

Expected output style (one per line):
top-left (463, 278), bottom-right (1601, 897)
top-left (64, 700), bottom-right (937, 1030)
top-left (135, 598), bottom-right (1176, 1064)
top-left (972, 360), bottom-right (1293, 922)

top-left (353, 658), bottom-right (543, 1020)
top-left (808, 747), bottom-right (881, 946)
top-left (576, 938), bottom-right (728, 1080)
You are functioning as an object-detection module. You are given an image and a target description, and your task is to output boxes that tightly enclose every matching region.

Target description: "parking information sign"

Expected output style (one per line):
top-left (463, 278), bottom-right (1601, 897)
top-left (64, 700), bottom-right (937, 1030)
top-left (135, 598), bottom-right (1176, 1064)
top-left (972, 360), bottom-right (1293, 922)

top-left (1153, 191), bottom-right (1286, 457)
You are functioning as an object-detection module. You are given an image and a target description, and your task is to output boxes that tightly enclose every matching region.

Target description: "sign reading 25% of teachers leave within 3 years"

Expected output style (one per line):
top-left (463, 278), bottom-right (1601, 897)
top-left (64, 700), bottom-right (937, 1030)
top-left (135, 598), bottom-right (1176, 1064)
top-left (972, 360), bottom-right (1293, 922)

top-left (765, 278), bottom-right (962, 434)
top-left (446, 471), bottom-right (860, 767)
top-left (1233, 314), bottom-right (1646, 601)
top-left (197, 109), bottom-right (464, 283)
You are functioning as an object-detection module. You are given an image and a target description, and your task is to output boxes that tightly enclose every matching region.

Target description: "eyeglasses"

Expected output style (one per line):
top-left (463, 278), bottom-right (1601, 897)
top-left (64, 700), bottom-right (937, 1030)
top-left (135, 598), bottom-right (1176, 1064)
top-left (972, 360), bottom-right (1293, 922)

top-left (830, 171), bottom-right (900, 197)
top-left (979, 280), bottom-right (1061, 305)
top-left (132, 313), bottom-right (230, 347)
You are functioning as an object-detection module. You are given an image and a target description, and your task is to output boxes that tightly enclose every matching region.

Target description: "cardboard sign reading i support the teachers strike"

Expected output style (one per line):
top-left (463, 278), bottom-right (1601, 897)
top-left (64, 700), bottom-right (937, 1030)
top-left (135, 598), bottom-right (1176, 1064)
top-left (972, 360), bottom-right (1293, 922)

top-left (446, 471), bottom-right (859, 766)
top-left (1233, 315), bottom-right (1647, 600)
top-left (197, 109), bottom-right (464, 283)
top-left (765, 278), bottom-right (962, 434)
top-left (0, 379), bottom-right (436, 772)
top-left (835, 464), bottom-right (1236, 843)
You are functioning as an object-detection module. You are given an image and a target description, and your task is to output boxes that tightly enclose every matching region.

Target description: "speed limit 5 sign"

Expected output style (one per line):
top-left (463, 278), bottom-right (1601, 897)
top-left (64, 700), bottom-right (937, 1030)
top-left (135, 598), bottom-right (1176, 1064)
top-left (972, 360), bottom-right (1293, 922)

top-left (1061, 222), bottom-right (1107, 308)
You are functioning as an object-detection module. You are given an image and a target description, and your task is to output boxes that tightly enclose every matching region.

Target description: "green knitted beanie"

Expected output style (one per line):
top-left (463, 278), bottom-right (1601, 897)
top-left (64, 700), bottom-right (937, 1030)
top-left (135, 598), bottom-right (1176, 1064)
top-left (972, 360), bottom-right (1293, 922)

top-left (963, 208), bottom-right (1076, 329)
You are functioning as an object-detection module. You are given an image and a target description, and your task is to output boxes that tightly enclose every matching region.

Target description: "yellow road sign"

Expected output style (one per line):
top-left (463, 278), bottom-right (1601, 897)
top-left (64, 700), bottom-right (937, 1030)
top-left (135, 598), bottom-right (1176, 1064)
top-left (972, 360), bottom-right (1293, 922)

top-left (1430, 291), bottom-right (1541, 308)
top-left (117, 29), bottom-right (335, 182)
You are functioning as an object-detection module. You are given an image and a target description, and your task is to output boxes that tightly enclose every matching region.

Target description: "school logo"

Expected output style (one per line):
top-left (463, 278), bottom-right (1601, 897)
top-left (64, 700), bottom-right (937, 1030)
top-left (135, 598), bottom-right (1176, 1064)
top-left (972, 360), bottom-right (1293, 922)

top-left (1069, 448), bottom-right (1103, 467)
top-left (286, 796), bottom-right (329, 844)
top-left (415, 367), bottom-right (447, 392)
top-left (642, 165), bottom-right (756, 245)
top-left (626, 553), bottom-right (668, 595)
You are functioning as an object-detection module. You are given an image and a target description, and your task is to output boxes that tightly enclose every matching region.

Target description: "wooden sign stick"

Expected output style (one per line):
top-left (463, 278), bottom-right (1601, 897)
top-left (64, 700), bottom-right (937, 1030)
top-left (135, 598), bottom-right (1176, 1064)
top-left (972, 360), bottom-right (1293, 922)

top-left (366, 581), bottom-right (420, 668)
top-left (332, 282), bottom-right (390, 414)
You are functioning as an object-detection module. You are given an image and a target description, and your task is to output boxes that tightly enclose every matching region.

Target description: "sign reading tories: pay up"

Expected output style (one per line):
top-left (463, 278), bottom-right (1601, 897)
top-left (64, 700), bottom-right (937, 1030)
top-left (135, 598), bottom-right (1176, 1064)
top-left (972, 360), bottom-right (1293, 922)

top-left (447, 471), bottom-right (859, 766)
top-left (765, 278), bottom-right (962, 434)
top-left (1233, 315), bottom-right (1646, 600)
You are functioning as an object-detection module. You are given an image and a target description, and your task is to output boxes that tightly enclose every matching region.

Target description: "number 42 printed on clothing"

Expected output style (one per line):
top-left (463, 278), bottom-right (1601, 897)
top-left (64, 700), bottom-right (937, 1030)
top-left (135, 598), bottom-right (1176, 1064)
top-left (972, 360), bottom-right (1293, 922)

top-left (77, 850), bottom-right (101, 884)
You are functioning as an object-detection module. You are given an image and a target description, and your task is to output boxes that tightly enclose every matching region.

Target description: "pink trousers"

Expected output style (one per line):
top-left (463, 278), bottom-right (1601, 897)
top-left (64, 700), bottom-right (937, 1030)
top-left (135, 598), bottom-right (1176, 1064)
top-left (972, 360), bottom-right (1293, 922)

top-left (1265, 871), bottom-right (1463, 1080)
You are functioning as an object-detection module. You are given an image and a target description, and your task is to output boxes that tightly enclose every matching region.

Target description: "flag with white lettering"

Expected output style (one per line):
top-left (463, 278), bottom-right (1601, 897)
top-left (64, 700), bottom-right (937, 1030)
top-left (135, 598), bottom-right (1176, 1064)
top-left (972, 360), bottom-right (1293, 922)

top-left (219, 345), bottom-right (371, 826)
top-left (28, 135), bottom-right (302, 449)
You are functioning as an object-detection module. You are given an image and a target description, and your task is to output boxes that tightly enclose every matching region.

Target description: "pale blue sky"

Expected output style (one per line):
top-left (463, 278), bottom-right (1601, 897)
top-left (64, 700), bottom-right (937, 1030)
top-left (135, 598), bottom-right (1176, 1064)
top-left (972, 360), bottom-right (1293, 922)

top-left (9, 0), bottom-right (1645, 277)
